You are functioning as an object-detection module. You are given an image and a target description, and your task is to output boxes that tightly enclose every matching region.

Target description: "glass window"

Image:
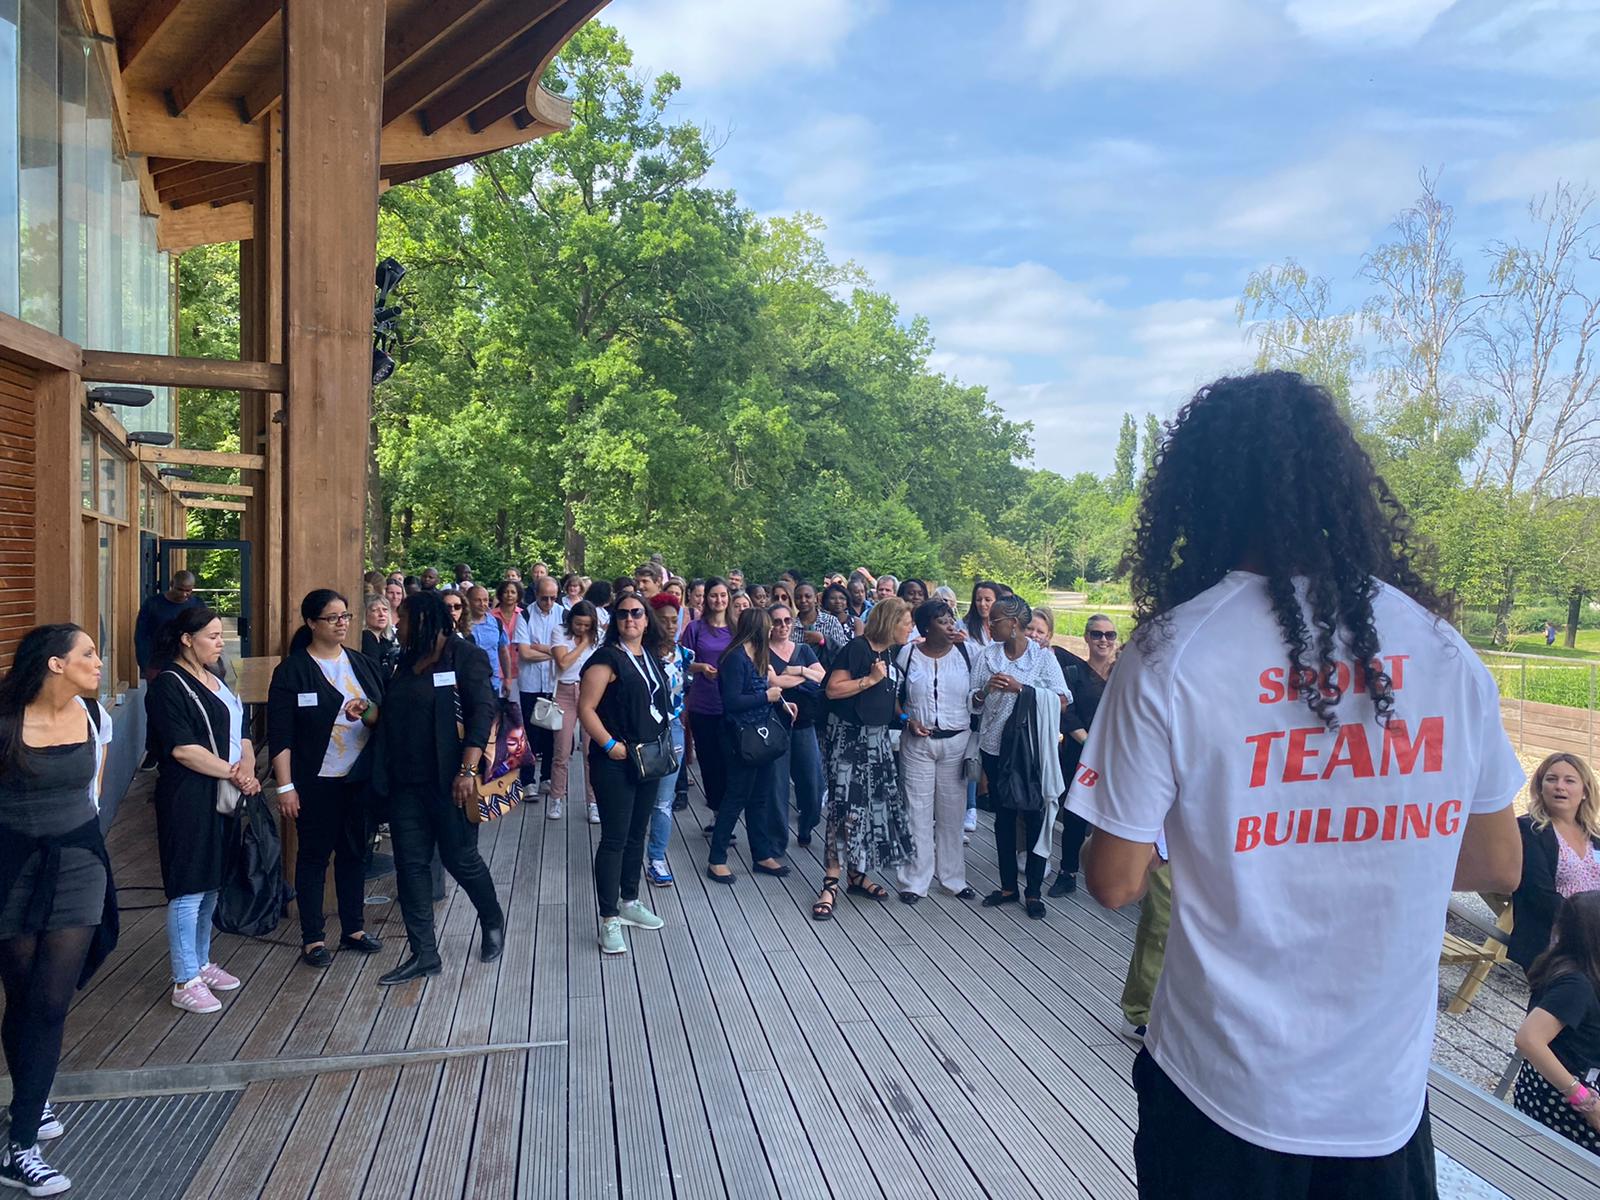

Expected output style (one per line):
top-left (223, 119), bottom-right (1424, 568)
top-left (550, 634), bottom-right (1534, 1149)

top-left (0, 0), bottom-right (19, 316)
top-left (79, 425), bottom-right (93, 510)
top-left (95, 521), bottom-right (113, 699)
top-left (97, 440), bottom-right (122, 520)
top-left (84, 39), bottom-right (110, 347)
top-left (56, 4), bottom-right (85, 345)
top-left (17, 0), bottom-right (58, 332)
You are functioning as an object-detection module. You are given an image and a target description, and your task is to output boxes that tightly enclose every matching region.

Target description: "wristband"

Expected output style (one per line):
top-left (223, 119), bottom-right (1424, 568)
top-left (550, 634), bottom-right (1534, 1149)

top-left (273, 783), bottom-right (296, 796)
top-left (603, 738), bottom-right (618, 753)
top-left (1567, 1084), bottom-right (1594, 1109)
top-left (458, 763), bottom-right (480, 778)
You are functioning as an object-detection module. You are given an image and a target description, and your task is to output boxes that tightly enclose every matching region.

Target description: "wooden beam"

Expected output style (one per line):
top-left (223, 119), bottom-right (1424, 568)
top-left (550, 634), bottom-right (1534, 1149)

top-left (158, 199), bottom-right (253, 252)
top-left (119, 0), bottom-right (189, 71)
top-left (169, 480), bottom-right (254, 497)
top-left (421, 11), bottom-right (572, 135)
top-left (181, 498), bottom-right (247, 512)
top-left (152, 159), bottom-right (242, 191)
top-left (164, 0), bottom-right (282, 117)
top-left (236, 69), bottom-right (281, 125)
top-left (201, 184), bottom-right (258, 210)
top-left (160, 163), bottom-right (255, 206)
top-left (0, 313), bottom-right (82, 373)
top-left (148, 156), bottom-right (194, 177)
top-left (466, 82), bottom-right (526, 134)
top-left (385, 0), bottom-right (487, 77)
top-left (33, 371), bottom-right (84, 624)
top-left (382, 0), bottom-right (560, 127)
top-left (82, 350), bottom-right (286, 392)
top-left (136, 445), bottom-right (266, 470)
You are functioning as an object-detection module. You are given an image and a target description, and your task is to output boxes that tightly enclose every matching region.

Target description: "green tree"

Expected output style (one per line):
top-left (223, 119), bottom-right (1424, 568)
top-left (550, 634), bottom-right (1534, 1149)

top-left (1111, 414), bottom-right (1137, 499)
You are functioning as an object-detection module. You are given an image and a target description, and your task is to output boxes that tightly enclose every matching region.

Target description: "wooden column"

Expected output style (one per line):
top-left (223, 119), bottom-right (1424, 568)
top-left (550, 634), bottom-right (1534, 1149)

top-left (32, 370), bottom-right (84, 624)
top-left (282, 0), bottom-right (383, 636)
top-left (241, 107), bottom-right (286, 655)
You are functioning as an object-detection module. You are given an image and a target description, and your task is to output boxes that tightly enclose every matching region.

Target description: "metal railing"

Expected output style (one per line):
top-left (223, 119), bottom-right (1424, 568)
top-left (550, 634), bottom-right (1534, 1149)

top-left (1479, 649), bottom-right (1599, 760)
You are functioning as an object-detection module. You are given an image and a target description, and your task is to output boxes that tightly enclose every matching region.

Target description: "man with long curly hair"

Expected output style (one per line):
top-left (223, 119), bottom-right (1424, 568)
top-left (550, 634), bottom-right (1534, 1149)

top-left (1065, 371), bottom-right (1524, 1198)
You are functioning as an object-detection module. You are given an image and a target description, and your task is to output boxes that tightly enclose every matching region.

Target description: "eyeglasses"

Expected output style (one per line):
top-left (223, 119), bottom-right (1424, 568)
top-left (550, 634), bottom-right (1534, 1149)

top-left (616, 607), bottom-right (648, 620)
top-left (314, 613), bottom-right (353, 625)
top-left (771, 617), bottom-right (793, 627)
top-left (444, 603), bottom-right (464, 613)
top-left (1086, 629), bottom-right (1118, 642)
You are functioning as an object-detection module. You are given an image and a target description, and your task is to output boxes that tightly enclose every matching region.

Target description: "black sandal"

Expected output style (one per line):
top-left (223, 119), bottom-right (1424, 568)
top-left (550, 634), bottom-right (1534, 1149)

top-left (898, 891), bottom-right (922, 905)
top-left (1025, 897), bottom-right (1047, 920)
top-left (981, 889), bottom-right (1018, 908)
top-left (812, 875), bottom-right (840, 921)
top-left (848, 872), bottom-right (889, 900)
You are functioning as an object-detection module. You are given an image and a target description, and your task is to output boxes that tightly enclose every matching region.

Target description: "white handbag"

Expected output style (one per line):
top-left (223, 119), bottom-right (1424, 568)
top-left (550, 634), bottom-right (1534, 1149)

top-left (530, 697), bottom-right (563, 731)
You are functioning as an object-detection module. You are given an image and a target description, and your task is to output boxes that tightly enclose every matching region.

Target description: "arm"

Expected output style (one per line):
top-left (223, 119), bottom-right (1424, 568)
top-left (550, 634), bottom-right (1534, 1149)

top-left (265, 662), bottom-right (297, 761)
top-left (550, 637), bottom-right (583, 672)
top-left (233, 737), bottom-right (260, 795)
top-left (1453, 804), bottom-right (1522, 893)
top-left (1082, 828), bottom-right (1159, 909)
top-left (1512, 821), bottom-right (1557, 926)
top-left (171, 743), bottom-right (236, 779)
top-left (1515, 1009), bottom-right (1582, 1095)
top-left (721, 656), bottom-right (779, 714)
top-left (499, 636), bottom-right (515, 698)
top-left (577, 664), bottom-right (625, 759)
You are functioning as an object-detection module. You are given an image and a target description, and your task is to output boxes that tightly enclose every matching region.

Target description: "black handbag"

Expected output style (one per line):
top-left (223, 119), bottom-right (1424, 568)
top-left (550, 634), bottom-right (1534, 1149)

top-left (737, 713), bottom-right (790, 765)
top-left (629, 729), bottom-right (680, 783)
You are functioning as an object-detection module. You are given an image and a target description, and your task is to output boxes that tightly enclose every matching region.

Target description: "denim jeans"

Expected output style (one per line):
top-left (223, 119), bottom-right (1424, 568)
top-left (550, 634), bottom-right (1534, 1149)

top-left (167, 890), bottom-right (219, 983)
top-left (647, 720), bottom-right (685, 862)
top-left (776, 725), bottom-right (823, 849)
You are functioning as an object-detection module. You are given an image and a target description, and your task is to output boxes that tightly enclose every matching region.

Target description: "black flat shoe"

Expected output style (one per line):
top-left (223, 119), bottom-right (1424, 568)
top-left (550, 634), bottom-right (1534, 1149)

top-left (953, 887), bottom-right (978, 900)
top-left (480, 925), bottom-right (505, 963)
top-left (981, 890), bottom-right (1017, 908)
top-left (753, 861), bottom-right (790, 877)
top-left (795, 835), bottom-right (811, 848)
top-left (378, 954), bottom-right (441, 986)
top-left (705, 867), bottom-right (736, 886)
top-left (301, 944), bottom-right (332, 969)
top-left (340, 933), bottom-right (383, 954)
top-left (898, 891), bottom-right (922, 905)
top-left (1025, 897), bottom-right (1047, 920)
top-left (1047, 873), bottom-right (1077, 898)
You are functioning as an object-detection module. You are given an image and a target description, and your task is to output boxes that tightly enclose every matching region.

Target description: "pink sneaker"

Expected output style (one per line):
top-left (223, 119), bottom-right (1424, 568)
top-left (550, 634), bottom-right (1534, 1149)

top-left (171, 978), bottom-right (221, 1014)
top-left (199, 962), bottom-right (240, 992)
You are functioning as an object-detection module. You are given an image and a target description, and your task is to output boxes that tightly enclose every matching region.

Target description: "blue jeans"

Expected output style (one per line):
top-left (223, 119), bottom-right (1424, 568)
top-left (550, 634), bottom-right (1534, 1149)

top-left (648, 720), bottom-right (685, 862)
top-left (777, 725), bottom-right (823, 847)
top-left (167, 890), bottom-right (219, 983)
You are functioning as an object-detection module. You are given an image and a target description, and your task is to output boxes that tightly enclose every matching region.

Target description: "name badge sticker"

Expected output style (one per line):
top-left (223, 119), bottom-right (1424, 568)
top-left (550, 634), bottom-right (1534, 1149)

top-left (297, 692), bottom-right (318, 707)
top-left (433, 671), bottom-right (457, 687)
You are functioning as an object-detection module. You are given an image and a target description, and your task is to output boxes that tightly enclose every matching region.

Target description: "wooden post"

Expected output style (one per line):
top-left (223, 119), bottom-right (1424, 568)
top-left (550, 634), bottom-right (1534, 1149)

top-left (33, 370), bottom-right (84, 624)
top-left (282, 0), bottom-right (383, 639)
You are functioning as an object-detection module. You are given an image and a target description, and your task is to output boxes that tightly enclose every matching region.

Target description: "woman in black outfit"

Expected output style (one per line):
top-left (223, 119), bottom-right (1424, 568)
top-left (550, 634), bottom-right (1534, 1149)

top-left (360, 593), bottom-right (401, 680)
top-left (576, 595), bottom-right (670, 956)
top-left (0, 625), bottom-right (119, 1197)
top-left (1512, 892), bottom-right (1600, 1152)
top-left (268, 590), bottom-right (386, 969)
top-left (371, 591), bottom-right (505, 985)
top-left (1510, 753), bottom-right (1600, 971)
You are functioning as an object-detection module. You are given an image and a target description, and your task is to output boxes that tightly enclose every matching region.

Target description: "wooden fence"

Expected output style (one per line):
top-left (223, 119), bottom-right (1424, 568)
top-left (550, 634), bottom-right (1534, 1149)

top-left (1501, 697), bottom-right (1600, 763)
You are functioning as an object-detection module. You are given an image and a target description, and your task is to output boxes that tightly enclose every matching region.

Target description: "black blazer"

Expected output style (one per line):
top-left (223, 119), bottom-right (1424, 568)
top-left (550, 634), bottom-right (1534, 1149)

top-left (266, 647), bottom-right (386, 786)
top-left (370, 635), bottom-right (496, 798)
top-left (1510, 815), bottom-right (1600, 970)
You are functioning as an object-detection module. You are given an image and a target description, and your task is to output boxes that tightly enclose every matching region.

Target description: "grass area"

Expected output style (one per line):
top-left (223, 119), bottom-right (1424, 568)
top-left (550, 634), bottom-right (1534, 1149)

top-left (1466, 630), bottom-right (1600, 660)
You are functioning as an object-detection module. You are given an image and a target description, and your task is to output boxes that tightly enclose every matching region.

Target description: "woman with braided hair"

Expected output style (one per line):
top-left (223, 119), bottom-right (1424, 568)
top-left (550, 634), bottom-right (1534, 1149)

top-left (1064, 371), bottom-right (1523, 1198)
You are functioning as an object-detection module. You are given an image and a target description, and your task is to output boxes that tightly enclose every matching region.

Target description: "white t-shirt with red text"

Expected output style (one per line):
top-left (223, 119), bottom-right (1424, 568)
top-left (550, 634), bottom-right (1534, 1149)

top-left (1065, 571), bottom-right (1523, 1157)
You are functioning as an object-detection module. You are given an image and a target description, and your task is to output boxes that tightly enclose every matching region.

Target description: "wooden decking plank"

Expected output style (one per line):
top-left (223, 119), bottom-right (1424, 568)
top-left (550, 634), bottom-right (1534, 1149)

top-left (356, 1062), bottom-right (443, 1200)
top-left (1430, 1069), bottom-right (1600, 1182)
top-left (307, 1065), bottom-right (402, 1199)
top-left (1429, 1113), bottom-right (1565, 1200)
top-left (258, 1070), bottom-right (359, 1199)
top-left (410, 1056), bottom-right (485, 1198)
top-left (569, 1001), bottom-right (620, 1199)
top-left (181, 1076), bottom-right (314, 1200)
top-left (523, 1043), bottom-right (569, 1199)
top-left (179, 1081), bottom-right (272, 1199)
top-left (1427, 1082), bottom-right (1600, 1199)
top-left (462, 1051), bottom-right (526, 1200)
top-left (601, 942), bottom-right (673, 1200)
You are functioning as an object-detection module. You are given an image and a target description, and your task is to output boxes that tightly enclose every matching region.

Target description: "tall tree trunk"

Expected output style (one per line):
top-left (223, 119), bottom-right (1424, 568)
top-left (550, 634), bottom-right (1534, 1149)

top-left (1492, 565), bottom-right (1517, 648)
top-left (495, 507), bottom-right (509, 553)
top-left (564, 495), bottom-right (586, 574)
top-left (367, 414), bottom-right (387, 566)
top-left (401, 506), bottom-right (414, 549)
top-left (1567, 588), bottom-right (1584, 650)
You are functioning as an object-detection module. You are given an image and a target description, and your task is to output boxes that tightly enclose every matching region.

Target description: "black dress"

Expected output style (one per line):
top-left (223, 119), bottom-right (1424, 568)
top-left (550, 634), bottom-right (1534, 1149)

top-left (0, 739), bottom-right (106, 935)
top-left (146, 671), bottom-right (233, 899)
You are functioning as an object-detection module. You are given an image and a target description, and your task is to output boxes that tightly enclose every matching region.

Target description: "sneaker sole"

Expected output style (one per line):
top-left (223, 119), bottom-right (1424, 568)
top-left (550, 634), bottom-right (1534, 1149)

top-left (617, 916), bottom-right (664, 930)
top-left (171, 1001), bottom-right (222, 1014)
top-left (598, 942), bottom-right (629, 956)
top-left (647, 877), bottom-right (675, 888)
top-left (35, 1124), bottom-right (62, 1142)
top-left (0, 1177), bottom-right (71, 1197)
top-left (204, 979), bottom-right (241, 992)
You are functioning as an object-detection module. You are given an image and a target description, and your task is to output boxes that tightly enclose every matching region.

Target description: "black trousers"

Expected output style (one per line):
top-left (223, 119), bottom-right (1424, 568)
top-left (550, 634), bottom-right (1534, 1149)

top-left (294, 775), bottom-right (369, 944)
top-left (388, 783), bottom-right (503, 960)
top-left (1132, 1049), bottom-right (1438, 1199)
top-left (1058, 809), bottom-right (1090, 875)
top-left (688, 712), bottom-right (728, 812)
top-left (519, 691), bottom-right (555, 786)
top-left (710, 733), bottom-right (779, 867)
top-left (589, 751), bottom-right (655, 919)
top-left (0, 926), bottom-right (94, 1146)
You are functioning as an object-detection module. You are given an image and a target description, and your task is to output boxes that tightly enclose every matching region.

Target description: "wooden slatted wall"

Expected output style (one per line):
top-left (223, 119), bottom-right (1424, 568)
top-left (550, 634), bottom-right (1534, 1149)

top-left (0, 359), bottom-right (37, 670)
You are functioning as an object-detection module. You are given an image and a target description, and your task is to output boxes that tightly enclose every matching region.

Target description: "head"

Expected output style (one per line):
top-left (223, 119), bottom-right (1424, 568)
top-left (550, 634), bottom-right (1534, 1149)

top-left (1527, 891), bottom-right (1600, 998)
top-left (534, 575), bottom-right (559, 612)
top-left (387, 571), bottom-right (405, 587)
top-left (503, 567), bottom-right (522, 584)
top-left (688, 579), bottom-right (705, 609)
top-left (532, 562), bottom-right (549, 581)
top-left (665, 577), bottom-right (686, 603)
top-left (989, 595), bottom-right (1033, 646)
top-left (385, 579), bottom-right (405, 612)
top-left (913, 599), bottom-right (958, 649)
top-left (0, 625), bottom-right (102, 775)
top-left (365, 594), bottom-right (390, 633)
top-left (749, 584), bottom-right (770, 608)
top-left (290, 588), bottom-right (351, 654)
top-left (1528, 753), bottom-right (1600, 839)
top-left (875, 575), bottom-right (899, 601)
top-left (727, 568), bottom-right (745, 590)
top-left (468, 585), bottom-right (492, 622)
top-left (767, 602), bottom-right (795, 644)
top-left (166, 569), bottom-right (196, 604)
top-left (363, 570), bottom-right (386, 596)
top-left (403, 575), bottom-right (421, 595)
top-left (721, 607), bottom-right (772, 677)
top-left (702, 578), bottom-right (731, 625)
top-left (157, 605), bottom-right (225, 670)
top-left (1084, 613), bottom-right (1119, 663)
top-left (420, 567), bottom-right (440, 591)
top-left (561, 572), bottom-right (585, 603)
top-left (563, 600), bottom-right (599, 643)
top-left (605, 592), bottom-right (660, 654)
top-left (932, 585), bottom-right (957, 609)
top-left (1028, 605), bottom-right (1055, 649)
top-left (634, 562), bottom-right (664, 597)
top-left (441, 590), bottom-right (467, 631)
top-left (649, 592), bottom-right (682, 643)
top-left (847, 576), bottom-right (868, 608)
top-left (583, 579), bottom-right (613, 611)
top-left (779, 570), bottom-right (799, 591)
top-left (1130, 371), bottom-right (1447, 727)
top-left (965, 580), bottom-right (1001, 636)
top-left (770, 582), bottom-right (792, 609)
top-left (496, 580), bottom-right (523, 611)
top-left (453, 562), bottom-right (472, 585)
top-left (821, 583), bottom-right (849, 619)
top-left (729, 589), bottom-right (752, 618)
top-left (794, 581), bottom-right (819, 617)
top-left (896, 578), bottom-right (926, 607)
top-left (612, 577), bottom-right (636, 603)
top-left (864, 596), bottom-right (914, 647)
top-left (396, 591), bottom-right (450, 666)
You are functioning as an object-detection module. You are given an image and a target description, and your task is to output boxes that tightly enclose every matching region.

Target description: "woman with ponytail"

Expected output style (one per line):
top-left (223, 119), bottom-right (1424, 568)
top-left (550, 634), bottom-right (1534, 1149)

top-left (0, 625), bottom-right (118, 1196)
top-left (267, 591), bottom-right (385, 970)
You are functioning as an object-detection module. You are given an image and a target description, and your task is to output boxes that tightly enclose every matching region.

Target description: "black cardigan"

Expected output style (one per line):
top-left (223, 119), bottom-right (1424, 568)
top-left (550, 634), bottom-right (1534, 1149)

top-left (370, 636), bottom-right (495, 798)
top-left (266, 646), bottom-right (386, 786)
top-left (1510, 815), bottom-right (1600, 970)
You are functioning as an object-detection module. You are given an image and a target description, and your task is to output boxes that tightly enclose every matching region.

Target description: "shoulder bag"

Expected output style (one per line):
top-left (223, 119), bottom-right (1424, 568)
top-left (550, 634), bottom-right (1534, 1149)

top-left (164, 669), bottom-right (243, 815)
top-left (620, 649), bottom-right (679, 783)
top-left (529, 697), bottom-right (563, 730)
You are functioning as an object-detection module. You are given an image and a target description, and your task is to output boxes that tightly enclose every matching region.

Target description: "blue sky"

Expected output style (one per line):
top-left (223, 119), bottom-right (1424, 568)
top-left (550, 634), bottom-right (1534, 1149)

top-left (608, 0), bottom-right (1600, 478)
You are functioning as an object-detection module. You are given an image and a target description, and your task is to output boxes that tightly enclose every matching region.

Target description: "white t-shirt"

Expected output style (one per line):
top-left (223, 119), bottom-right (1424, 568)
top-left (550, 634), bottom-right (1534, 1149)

top-left (551, 630), bottom-right (597, 684)
top-left (1065, 572), bottom-right (1523, 1157)
top-left (312, 650), bottom-right (371, 778)
top-left (513, 603), bottom-right (565, 695)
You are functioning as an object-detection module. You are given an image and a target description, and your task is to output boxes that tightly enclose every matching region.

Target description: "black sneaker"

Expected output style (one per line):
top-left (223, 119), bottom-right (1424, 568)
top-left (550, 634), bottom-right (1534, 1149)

top-left (0, 1142), bottom-right (70, 1196)
top-left (1047, 873), bottom-right (1077, 898)
top-left (34, 1106), bottom-right (61, 1142)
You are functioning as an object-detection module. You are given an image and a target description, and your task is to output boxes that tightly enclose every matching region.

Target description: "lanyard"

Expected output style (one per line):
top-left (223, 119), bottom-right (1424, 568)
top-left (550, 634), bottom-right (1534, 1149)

top-left (622, 649), bottom-right (665, 721)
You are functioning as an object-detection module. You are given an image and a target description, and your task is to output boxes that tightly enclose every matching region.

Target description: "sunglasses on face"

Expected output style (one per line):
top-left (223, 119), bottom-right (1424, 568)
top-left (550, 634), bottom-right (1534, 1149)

top-left (616, 607), bottom-right (648, 620)
top-left (445, 603), bottom-right (463, 613)
top-left (771, 617), bottom-right (793, 627)
top-left (1086, 629), bottom-right (1118, 642)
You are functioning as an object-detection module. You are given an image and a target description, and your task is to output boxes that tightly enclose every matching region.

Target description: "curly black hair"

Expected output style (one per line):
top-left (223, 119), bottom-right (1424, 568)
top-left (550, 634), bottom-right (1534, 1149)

top-left (1128, 371), bottom-right (1448, 727)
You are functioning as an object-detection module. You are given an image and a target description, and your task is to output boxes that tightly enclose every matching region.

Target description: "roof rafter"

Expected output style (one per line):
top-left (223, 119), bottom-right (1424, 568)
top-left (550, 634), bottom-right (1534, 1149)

top-left (119, 0), bottom-right (189, 71)
top-left (164, 0), bottom-right (282, 117)
top-left (382, 0), bottom-right (561, 127)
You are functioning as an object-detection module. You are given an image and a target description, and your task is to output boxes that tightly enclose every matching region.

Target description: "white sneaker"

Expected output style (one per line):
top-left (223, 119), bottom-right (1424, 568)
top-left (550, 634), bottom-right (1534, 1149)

top-left (587, 802), bottom-right (601, 825)
top-left (963, 810), bottom-right (977, 833)
top-left (547, 798), bottom-right (563, 820)
top-left (1119, 1019), bottom-right (1147, 1043)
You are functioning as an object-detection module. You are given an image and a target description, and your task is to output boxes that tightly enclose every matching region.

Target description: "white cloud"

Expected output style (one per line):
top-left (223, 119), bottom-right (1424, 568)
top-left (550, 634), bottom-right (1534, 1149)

top-left (1285, 0), bottom-right (1457, 45)
top-left (1013, 0), bottom-right (1288, 82)
top-left (1468, 138), bottom-right (1600, 204)
top-left (609, 0), bottom-right (880, 88)
top-left (1431, 0), bottom-right (1600, 77)
top-left (884, 261), bottom-right (1110, 356)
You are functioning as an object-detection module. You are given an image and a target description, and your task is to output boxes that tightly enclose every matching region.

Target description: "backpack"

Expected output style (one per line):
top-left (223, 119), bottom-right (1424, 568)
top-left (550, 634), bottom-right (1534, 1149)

top-left (212, 789), bottom-right (288, 937)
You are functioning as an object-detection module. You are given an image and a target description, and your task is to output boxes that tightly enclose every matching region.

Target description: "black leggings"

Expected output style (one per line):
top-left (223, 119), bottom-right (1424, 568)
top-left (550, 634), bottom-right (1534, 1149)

top-left (0, 926), bottom-right (95, 1145)
top-left (688, 712), bottom-right (728, 812)
top-left (293, 776), bottom-right (368, 945)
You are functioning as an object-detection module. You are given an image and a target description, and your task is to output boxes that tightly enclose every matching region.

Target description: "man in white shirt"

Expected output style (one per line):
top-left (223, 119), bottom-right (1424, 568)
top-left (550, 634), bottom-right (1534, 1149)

top-left (514, 576), bottom-right (564, 796)
top-left (1066, 371), bottom-right (1523, 1199)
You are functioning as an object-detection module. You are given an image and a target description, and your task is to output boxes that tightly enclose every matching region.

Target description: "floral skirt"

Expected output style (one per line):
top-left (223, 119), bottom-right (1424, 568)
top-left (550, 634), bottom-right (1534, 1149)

top-left (822, 717), bottom-right (914, 872)
top-left (1513, 1061), bottom-right (1600, 1154)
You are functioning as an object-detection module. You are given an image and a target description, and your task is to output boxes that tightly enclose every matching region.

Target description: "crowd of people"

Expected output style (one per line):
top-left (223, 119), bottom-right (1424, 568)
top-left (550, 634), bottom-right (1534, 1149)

top-left (1, 372), bottom-right (1599, 1197)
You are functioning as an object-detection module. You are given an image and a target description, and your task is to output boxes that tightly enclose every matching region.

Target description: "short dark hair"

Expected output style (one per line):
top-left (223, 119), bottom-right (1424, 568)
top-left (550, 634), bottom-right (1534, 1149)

top-left (912, 598), bottom-right (953, 635)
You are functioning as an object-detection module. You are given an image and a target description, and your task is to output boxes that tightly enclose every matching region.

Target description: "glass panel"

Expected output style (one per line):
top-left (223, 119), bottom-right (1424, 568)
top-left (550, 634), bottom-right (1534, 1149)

top-left (79, 425), bottom-right (93, 509)
top-left (84, 29), bottom-right (110, 348)
top-left (17, 0), bottom-right (58, 332)
top-left (56, 1), bottom-right (85, 344)
top-left (0, 0), bottom-right (19, 316)
top-left (96, 522), bottom-right (113, 699)
top-left (118, 168), bottom-right (138, 350)
top-left (97, 441), bottom-right (122, 519)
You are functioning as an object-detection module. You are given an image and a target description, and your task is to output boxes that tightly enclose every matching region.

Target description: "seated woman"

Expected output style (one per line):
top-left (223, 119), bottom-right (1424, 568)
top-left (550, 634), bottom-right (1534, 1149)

top-left (1512, 891), bottom-right (1600, 1154)
top-left (1510, 753), bottom-right (1600, 972)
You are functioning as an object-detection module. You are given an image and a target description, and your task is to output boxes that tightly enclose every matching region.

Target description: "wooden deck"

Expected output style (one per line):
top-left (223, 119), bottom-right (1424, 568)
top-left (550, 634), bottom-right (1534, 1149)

top-left (27, 767), bottom-right (1600, 1198)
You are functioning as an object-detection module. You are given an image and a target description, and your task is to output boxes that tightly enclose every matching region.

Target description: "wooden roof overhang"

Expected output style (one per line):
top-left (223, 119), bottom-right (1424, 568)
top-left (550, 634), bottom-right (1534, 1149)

top-left (79, 0), bottom-right (608, 251)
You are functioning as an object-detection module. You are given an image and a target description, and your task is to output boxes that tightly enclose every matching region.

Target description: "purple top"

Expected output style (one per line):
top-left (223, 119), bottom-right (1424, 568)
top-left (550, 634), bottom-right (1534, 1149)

top-left (681, 618), bottom-right (734, 716)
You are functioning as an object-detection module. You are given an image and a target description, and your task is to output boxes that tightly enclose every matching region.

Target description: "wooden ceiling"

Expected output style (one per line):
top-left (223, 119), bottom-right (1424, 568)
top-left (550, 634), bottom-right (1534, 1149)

top-left (82, 0), bottom-right (609, 248)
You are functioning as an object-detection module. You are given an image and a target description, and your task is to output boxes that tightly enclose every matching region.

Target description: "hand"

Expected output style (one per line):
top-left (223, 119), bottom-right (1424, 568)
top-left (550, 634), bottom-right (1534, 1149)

top-left (951, 628), bottom-right (968, 644)
top-left (1585, 1103), bottom-right (1600, 1135)
top-left (865, 658), bottom-right (888, 686)
top-left (276, 785), bottom-right (299, 818)
top-left (343, 697), bottom-right (370, 722)
top-left (803, 630), bottom-right (824, 646)
top-left (765, 686), bottom-right (785, 702)
top-left (607, 740), bottom-right (628, 761)
top-left (784, 701), bottom-right (798, 722)
top-left (907, 718), bottom-right (931, 738)
top-left (801, 663), bottom-right (826, 683)
top-left (238, 770), bottom-right (261, 797)
top-left (452, 773), bottom-right (477, 809)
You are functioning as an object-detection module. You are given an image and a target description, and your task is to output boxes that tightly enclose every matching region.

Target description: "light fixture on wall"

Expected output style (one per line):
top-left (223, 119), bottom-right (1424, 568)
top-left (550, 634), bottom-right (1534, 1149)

top-left (87, 385), bottom-right (154, 409)
top-left (127, 430), bottom-right (175, 447)
top-left (157, 467), bottom-right (193, 481)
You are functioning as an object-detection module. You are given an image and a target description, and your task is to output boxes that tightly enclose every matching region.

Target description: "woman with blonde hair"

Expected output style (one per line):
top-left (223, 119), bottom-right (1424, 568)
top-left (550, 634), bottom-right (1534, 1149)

top-left (1511, 752), bottom-right (1600, 971)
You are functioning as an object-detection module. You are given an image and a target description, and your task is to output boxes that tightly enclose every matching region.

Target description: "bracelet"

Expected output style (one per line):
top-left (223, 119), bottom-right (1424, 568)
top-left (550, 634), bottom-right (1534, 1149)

top-left (273, 783), bottom-right (296, 796)
top-left (458, 763), bottom-right (480, 777)
top-left (1567, 1083), bottom-right (1595, 1110)
top-left (603, 738), bottom-right (618, 753)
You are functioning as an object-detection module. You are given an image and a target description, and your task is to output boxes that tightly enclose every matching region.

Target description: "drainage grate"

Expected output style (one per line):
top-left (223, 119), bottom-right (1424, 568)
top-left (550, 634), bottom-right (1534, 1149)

top-left (28, 1090), bottom-right (238, 1200)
